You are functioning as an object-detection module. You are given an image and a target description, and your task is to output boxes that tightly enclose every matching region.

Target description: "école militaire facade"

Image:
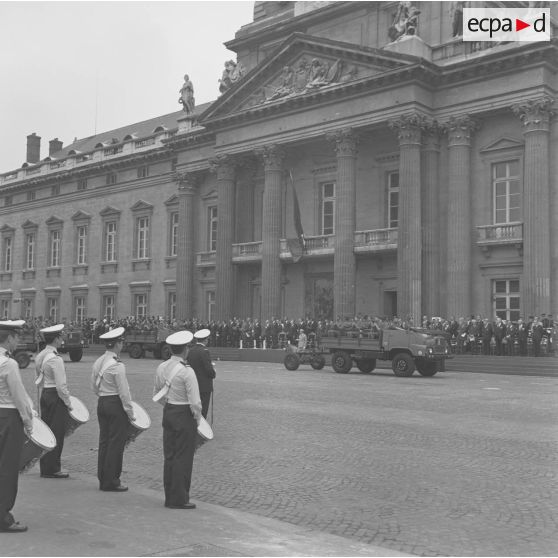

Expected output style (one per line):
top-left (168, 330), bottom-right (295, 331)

top-left (0, 1), bottom-right (556, 325)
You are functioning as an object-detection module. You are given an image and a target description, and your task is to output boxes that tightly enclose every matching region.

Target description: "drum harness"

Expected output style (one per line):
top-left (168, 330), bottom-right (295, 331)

top-left (152, 361), bottom-right (182, 403)
top-left (34, 351), bottom-right (59, 417)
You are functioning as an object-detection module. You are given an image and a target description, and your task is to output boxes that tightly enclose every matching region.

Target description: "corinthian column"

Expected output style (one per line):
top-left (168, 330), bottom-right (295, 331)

top-left (445, 115), bottom-right (477, 319)
top-left (422, 120), bottom-right (441, 317)
top-left (327, 129), bottom-right (358, 320)
top-left (209, 155), bottom-right (236, 321)
top-left (258, 144), bottom-right (285, 322)
top-left (389, 114), bottom-right (423, 324)
top-left (512, 96), bottom-right (554, 316)
top-left (175, 172), bottom-right (199, 319)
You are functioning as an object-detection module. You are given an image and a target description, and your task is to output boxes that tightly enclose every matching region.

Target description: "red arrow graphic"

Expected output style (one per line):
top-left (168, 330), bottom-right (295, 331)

top-left (516, 18), bottom-right (530, 31)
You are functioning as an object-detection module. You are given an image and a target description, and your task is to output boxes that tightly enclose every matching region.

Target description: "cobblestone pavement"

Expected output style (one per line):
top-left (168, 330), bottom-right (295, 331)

top-left (21, 356), bottom-right (558, 557)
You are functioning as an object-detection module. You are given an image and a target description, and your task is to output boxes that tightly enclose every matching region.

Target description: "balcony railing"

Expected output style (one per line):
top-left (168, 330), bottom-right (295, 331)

top-left (354, 228), bottom-right (398, 252)
top-left (477, 222), bottom-right (523, 245)
top-left (196, 251), bottom-right (216, 267)
top-left (232, 241), bottom-right (262, 262)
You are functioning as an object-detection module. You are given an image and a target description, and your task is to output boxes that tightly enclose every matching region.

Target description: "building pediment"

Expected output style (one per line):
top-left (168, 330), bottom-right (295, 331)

top-left (22, 219), bottom-right (38, 229)
top-left (0, 224), bottom-right (15, 234)
top-left (200, 33), bottom-right (422, 126)
top-left (45, 216), bottom-right (64, 227)
top-left (71, 210), bottom-right (92, 221)
top-left (130, 200), bottom-right (154, 212)
top-left (480, 136), bottom-right (524, 154)
top-left (99, 205), bottom-right (121, 217)
top-left (164, 194), bottom-right (179, 206)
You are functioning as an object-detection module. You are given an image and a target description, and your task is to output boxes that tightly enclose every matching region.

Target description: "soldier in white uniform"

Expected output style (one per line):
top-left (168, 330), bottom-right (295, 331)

top-left (153, 330), bottom-right (201, 509)
top-left (0, 320), bottom-right (34, 532)
top-left (36, 324), bottom-right (72, 479)
top-left (91, 327), bottom-right (135, 492)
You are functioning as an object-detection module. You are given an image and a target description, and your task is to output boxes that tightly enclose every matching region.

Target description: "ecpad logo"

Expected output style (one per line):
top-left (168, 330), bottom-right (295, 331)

top-left (463, 8), bottom-right (550, 42)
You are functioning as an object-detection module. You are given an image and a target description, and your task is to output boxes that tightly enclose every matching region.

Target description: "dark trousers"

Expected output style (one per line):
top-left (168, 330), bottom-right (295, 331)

top-left (97, 395), bottom-right (129, 490)
top-left (40, 388), bottom-right (69, 475)
top-left (533, 338), bottom-right (542, 357)
top-left (495, 337), bottom-right (503, 356)
top-left (200, 392), bottom-right (212, 419)
top-left (162, 404), bottom-right (196, 507)
top-left (0, 409), bottom-right (24, 528)
top-left (519, 339), bottom-right (527, 356)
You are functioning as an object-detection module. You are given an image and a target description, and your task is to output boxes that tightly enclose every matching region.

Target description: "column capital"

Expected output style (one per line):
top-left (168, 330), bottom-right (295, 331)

top-left (444, 115), bottom-right (478, 148)
top-left (388, 114), bottom-right (428, 146)
top-left (326, 128), bottom-right (359, 157)
top-left (422, 119), bottom-right (442, 151)
top-left (208, 154), bottom-right (236, 181)
top-left (512, 96), bottom-right (555, 134)
top-left (174, 171), bottom-right (202, 193)
top-left (255, 144), bottom-right (286, 171)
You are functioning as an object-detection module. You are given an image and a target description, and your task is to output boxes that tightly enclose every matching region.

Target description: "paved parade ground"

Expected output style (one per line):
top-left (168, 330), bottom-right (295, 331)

top-left (8, 355), bottom-right (558, 556)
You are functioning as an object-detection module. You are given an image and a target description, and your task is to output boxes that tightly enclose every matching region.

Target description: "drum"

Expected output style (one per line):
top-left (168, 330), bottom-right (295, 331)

top-left (65, 395), bottom-right (90, 437)
top-left (126, 401), bottom-right (151, 446)
top-left (195, 416), bottom-right (214, 451)
top-left (19, 416), bottom-right (56, 473)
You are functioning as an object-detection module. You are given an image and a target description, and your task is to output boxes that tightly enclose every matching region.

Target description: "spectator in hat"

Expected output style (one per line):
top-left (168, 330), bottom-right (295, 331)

top-left (36, 324), bottom-right (72, 479)
top-left (153, 330), bottom-right (201, 509)
top-left (187, 329), bottom-right (216, 419)
top-left (0, 320), bottom-right (34, 532)
top-left (91, 327), bottom-right (134, 492)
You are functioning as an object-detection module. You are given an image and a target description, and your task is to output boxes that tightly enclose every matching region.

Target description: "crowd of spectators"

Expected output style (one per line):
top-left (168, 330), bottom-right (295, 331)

top-left (16, 312), bottom-right (556, 357)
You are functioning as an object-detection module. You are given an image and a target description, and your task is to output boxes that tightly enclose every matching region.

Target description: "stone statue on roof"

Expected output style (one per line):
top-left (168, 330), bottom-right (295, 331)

top-left (178, 74), bottom-right (195, 115)
top-left (218, 60), bottom-right (246, 94)
top-left (388, 1), bottom-right (421, 42)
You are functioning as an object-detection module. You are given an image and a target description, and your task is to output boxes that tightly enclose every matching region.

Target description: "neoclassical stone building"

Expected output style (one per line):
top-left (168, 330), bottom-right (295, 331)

top-left (0, 1), bottom-right (556, 324)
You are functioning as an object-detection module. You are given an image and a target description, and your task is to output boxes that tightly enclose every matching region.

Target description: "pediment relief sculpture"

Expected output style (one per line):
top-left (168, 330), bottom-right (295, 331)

top-left (219, 60), bottom-right (246, 94)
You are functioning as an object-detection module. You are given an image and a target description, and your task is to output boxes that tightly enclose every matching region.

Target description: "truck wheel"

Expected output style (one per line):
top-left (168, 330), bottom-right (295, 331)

top-left (417, 360), bottom-right (438, 377)
top-left (129, 344), bottom-right (143, 359)
top-left (14, 351), bottom-right (30, 369)
top-left (357, 359), bottom-right (376, 373)
top-left (284, 353), bottom-right (300, 371)
top-left (332, 351), bottom-right (352, 374)
top-left (310, 355), bottom-right (325, 370)
top-left (161, 344), bottom-right (172, 361)
top-left (69, 349), bottom-right (83, 362)
top-left (392, 353), bottom-right (415, 377)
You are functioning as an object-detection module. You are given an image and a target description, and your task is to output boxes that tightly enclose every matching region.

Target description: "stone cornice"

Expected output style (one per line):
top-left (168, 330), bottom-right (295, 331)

top-left (163, 129), bottom-right (215, 150)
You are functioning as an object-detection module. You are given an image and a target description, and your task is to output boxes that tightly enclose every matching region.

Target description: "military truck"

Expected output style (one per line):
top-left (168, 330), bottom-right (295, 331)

top-left (124, 327), bottom-right (174, 360)
top-left (320, 327), bottom-right (451, 377)
top-left (14, 330), bottom-right (38, 369)
top-left (57, 328), bottom-right (89, 362)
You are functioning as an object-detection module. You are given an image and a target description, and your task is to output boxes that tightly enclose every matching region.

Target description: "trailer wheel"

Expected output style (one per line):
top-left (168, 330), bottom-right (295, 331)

top-left (14, 351), bottom-right (30, 369)
top-left (284, 353), bottom-right (300, 371)
top-left (161, 344), bottom-right (172, 361)
top-left (392, 353), bottom-right (415, 377)
top-left (129, 343), bottom-right (143, 359)
top-left (332, 351), bottom-right (352, 374)
top-left (310, 355), bottom-right (326, 370)
top-left (416, 360), bottom-right (438, 377)
top-left (357, 358), bottom-right (376, 373)
top-left (69, 349), bottom-right (83, 362)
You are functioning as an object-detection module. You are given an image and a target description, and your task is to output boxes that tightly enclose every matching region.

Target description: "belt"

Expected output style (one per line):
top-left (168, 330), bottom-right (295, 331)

top-left (43, 387), bottom-right (57, 391)
top-left (165, 402), bottom-right (190, 407)
top-left (99, 394), bottom-right (120, 398)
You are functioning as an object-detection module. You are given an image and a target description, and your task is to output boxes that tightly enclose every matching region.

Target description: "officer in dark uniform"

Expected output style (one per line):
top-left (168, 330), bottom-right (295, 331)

top-left (0, 320), bottom-right (34, 533)
top-left (493, 317), bottom-right (506, 356)
top-left (187, 329), bottom-right (216, 419)
top-left (517, 317), bottom-right (528, 356)
top-left (36, 324), bottom-right (72, 479)
top-left (531, 317), bottom-right (544, 357)
top-left (91, 327), bottom-right (135, 492)
top-left (153, 330), bottom-right (201, 509)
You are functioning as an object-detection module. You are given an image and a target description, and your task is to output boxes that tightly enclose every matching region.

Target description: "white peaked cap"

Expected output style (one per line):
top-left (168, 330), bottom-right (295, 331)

top-left (194, 328), bottom-right (210, 340)
top-left (99, 327), bottom-right (126, 340)
top-left (40, 324), bottom-right (65, 334)
top-left (166, 330), bottom-right (194, 345)
top-left (0, 320), bottom-right (25, 330)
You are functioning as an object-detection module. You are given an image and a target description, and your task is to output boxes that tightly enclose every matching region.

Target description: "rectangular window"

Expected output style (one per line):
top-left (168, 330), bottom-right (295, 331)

top-left (51, 184), bottom-right (60, 196)
top-left (320, 182), bottom-right (336, 235)
top-left (3, 237), bottom-right (12, 272)
top-left (27, 191), bottom-right (36, 201)
top-left (136, 216), bottom-right (149, 259)
top-left (4, 196), bottom-right (12, 207)
top-left (493, 161), bottom-right (520, 224)
top-left (493, 279), bottom-right (520, 322)
top-left (170, 212), bottom-right (179, 257)
top-left (168, 292), bottom-right (176, 320)
top-left (134, 293), bottom-right (147, 318)
top-left (76, 225), bottom-right (87, 265)
top-left (74, 296), bottom-right (86, 322)
top-left (208, 206), bottom-right (218, 252)
top-left (25, 233), bottom-right (35, 269)
top-left (387, 171), bottom-right (399, 228)
top-left (0, 300), bottom-right (9, 319)
top-left (106, 173), bottom-right (117, 186)
top-left (22, 299), bottom-right (32, 319)
top-left (102, 295), bottom-right (115, 321)
top-left (206, 291), bottom-right (215, 322)
top-left (47, 297), bottom-right (58, 322)
top-left (137, 166), bottom-right (149, 179)
top-left (77, 179), bottom-right (87, 191)
top-left (49, 230), bottom-right (61, 267)
top-left (105, 222), bottom-right (117, 262)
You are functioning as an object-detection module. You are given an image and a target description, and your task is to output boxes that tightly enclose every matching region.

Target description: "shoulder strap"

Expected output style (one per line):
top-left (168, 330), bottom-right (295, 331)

top-left (35, 351), bottom-right (58, 386)
top-left (152, 361), bottom-right (183, 403)
top-left (95, 356), bottom-right (119, 388)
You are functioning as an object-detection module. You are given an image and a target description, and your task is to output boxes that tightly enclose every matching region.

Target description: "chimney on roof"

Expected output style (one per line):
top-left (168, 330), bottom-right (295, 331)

top-left (26, 133), bottom-right (41, 163)
top-left (49, 138), bottom-right (63, 157)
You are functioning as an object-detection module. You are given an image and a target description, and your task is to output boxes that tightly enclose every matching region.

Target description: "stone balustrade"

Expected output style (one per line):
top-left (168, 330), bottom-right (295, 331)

top-left (477, 222), bottom-right (523, 244)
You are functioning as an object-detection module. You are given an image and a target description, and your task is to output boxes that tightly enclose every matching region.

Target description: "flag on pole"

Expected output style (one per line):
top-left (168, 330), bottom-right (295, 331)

top-left (287, 170), bottom-right (305, 263)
